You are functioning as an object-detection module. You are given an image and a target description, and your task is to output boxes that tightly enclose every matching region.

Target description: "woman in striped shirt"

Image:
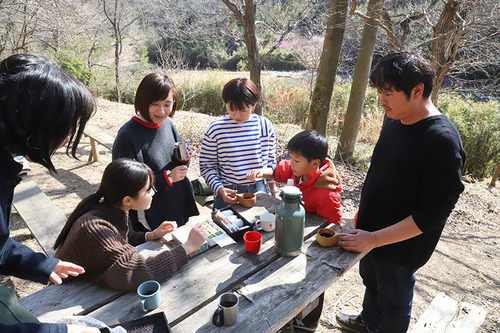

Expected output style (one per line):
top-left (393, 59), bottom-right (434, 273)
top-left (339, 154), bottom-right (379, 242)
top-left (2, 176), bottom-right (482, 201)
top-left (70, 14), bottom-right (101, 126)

top-left (199, 78), bottom-right (277, 209)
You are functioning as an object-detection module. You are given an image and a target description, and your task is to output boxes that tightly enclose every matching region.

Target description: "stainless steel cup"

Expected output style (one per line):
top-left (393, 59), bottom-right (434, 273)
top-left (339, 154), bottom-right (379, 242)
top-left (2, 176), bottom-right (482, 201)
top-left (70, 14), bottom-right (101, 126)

top-left (212, 292), bottom-right (239, 326)
top-left (175, 141), bottom-right (189, 162)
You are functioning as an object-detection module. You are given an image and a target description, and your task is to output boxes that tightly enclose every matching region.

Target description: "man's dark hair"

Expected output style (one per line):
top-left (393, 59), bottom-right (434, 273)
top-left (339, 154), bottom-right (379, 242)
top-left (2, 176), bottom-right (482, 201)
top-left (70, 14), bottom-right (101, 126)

top-left (369, 50), bottom-right (436, 99)
top-left (287, 130), bottom-right (328, 162)
top-left (222, 77), bottom-right (260, 111)
top-left (135, 73), bottom-right (179, 122)
top-left (0, 54), bottom-right (96, 173)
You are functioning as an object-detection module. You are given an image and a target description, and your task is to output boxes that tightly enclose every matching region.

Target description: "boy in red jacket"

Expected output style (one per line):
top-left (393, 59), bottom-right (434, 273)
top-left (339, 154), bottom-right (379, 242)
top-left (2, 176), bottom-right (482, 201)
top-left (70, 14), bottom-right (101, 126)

top-left (247, 129), bottom-right (342, 224)
top-left (247, 129), bottom-right (342, 331)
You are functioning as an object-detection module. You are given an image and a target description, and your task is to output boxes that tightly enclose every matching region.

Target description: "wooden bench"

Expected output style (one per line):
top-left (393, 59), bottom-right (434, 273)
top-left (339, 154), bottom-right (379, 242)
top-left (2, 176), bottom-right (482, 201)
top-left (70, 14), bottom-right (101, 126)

top-left (13, 181), bottom-right (66, 257)
top-left (410, 292), bottom-right (486, 333)
top-left (83, 126), bottom-right (115, 162)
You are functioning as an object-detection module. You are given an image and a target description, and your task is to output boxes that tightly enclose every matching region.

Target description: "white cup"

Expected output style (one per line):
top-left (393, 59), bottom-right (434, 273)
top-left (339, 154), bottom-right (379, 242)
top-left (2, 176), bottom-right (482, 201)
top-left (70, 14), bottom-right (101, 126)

top-left (255, 213), bottom-right (275, 232)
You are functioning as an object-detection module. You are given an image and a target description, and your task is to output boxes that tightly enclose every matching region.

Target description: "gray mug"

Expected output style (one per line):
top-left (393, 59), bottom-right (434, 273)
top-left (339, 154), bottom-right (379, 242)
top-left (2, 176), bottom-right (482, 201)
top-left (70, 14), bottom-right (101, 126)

top-left (137, 280), bottom-right (161, 312)
top-left (212, 292), bottom-right (239, 326)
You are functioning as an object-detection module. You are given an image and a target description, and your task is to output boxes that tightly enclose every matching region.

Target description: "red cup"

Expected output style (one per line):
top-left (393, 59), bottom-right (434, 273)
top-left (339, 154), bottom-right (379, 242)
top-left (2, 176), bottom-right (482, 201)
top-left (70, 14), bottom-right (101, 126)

top-left (243, 231), bottom-right (262, 254)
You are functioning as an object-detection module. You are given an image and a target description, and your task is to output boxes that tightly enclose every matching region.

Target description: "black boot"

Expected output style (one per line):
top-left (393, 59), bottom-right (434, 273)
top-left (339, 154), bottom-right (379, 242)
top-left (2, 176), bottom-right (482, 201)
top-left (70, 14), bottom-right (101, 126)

top-left (335, 313), bottom-right (369, 333)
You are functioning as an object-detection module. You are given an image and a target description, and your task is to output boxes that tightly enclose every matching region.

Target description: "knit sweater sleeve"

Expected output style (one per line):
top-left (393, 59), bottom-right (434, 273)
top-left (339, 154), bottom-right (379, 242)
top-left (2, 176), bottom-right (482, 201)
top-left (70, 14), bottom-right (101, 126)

top-left (89, 220), bottom-right (188, 291)
top-left (104, 245), bottom-right (188, 291)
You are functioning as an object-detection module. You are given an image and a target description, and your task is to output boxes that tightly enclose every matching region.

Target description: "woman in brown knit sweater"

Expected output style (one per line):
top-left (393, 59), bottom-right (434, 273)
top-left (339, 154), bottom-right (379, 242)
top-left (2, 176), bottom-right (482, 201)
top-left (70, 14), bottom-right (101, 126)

top-left (54, 158), bottom-right (206, 291)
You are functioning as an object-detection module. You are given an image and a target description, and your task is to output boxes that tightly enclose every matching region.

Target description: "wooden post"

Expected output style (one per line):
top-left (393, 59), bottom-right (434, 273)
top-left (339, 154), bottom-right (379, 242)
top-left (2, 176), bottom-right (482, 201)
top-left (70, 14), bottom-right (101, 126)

top-left (88, 137), bottom-right (99, 162)
top-left (489, 162), bottom-right (500, 187)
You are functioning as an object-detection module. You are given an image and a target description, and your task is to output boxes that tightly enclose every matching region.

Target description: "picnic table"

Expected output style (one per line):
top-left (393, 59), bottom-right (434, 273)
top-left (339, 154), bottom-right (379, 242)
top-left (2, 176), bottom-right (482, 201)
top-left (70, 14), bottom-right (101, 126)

top-left (20, 192), bottom-right (365, 332)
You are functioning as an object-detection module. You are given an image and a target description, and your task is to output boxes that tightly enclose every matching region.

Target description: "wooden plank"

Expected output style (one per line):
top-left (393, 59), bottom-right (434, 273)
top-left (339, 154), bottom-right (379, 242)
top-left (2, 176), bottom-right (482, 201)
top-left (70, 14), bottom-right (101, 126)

top-left (83, 126), bottom-right (114, 150)
top-left (83, 126), bottom-right (115, 162)
top-left (85, 195), bottom-right (329, 326)
top-left (410, 292), bottom-right (486, 333)
top-left (19, 193), bottom-right (332, 327)
top-left (19, 237), bottom-right (172, 322)
top-left (171, 230), bottom-right (365, 332)
top-left (13, 181), bottom-right (67, 257)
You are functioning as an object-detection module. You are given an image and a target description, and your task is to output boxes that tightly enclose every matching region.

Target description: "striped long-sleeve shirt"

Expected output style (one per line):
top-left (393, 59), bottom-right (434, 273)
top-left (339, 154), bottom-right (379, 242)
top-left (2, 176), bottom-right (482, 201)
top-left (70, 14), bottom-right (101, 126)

top-left (199, 114), bottom-right (276, 195)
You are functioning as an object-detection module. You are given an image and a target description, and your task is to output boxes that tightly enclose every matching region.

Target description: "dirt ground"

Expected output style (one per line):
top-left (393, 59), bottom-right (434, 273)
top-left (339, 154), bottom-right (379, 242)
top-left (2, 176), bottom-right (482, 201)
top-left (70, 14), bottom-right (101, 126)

top-left (2, 99), bottom-right (499, 332)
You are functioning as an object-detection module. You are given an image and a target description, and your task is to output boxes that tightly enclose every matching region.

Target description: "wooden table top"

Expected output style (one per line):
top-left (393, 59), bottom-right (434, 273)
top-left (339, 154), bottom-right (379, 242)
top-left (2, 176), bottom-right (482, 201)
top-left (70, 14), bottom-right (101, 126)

top-left (20, 192), bottom-right (364, 332)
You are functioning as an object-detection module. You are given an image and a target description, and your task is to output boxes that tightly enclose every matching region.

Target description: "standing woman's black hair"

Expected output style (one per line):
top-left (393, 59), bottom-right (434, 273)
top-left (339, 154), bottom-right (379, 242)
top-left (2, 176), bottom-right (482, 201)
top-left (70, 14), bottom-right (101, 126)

top-left (0, 54), bottom-right (96, 172)
top-left (53, 158), bottom-right (154, 250)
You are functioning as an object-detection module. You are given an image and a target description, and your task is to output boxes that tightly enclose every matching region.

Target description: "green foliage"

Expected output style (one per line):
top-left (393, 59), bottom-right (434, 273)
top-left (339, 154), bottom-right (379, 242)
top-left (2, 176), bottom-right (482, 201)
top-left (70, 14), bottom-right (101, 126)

top-left (172, 71), bottom-right (227, 115)
top-left (439, 93), bottom-right (500, 179)
top-left (56, 51), bottom-right (93, 85)
top-left (263, 49), bottom-right (305, 71)
top-left (262, 84), bottom-right (311, 127)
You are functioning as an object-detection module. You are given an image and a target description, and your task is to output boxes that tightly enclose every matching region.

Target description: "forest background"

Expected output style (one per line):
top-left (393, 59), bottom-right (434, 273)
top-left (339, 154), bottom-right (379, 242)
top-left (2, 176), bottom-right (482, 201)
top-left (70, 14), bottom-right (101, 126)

top-left (1, 0), bottom-right (499, 332)
top-left (1, 0), bottom-right (499, 178)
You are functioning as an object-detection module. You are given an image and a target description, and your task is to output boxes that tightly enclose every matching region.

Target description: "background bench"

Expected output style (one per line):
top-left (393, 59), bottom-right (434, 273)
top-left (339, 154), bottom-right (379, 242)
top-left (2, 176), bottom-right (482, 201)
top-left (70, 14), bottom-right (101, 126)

top-left (410, 292), bottom-right (486, 333)
top-left (83, 126), bottom-right (115, 162)
top-left (13, 181), bottom-right (66, 257)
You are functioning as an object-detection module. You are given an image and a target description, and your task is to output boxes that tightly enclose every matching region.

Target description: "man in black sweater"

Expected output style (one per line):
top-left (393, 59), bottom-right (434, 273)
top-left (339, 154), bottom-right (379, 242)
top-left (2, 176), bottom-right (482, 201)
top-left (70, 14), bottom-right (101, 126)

top-left (336, 51), bottom-right (465, 333)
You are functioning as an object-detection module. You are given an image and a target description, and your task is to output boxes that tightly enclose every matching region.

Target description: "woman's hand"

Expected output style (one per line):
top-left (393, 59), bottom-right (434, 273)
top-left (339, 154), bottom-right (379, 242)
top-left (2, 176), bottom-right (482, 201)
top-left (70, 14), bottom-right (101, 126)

top-left (246, 168), bottom-right (273, 182)
top-left (337, 229), bottom-right (377, 253)
top-left (246, 169), bottom-right (263, 182)
top-left (218, 188), bottom-right (237, 205)
top-left (170, 165), bottom-right (188, 182)
top-left (187, 144), bottom-right (194, 160)
top-left (181, 222), bottom-right (207, 255)
top-left (49, 261), bottom-right (85, 285)
top-left (67, 325), bottom-right (101, 333)
top-left (148, 221), bottom-right (177, 240)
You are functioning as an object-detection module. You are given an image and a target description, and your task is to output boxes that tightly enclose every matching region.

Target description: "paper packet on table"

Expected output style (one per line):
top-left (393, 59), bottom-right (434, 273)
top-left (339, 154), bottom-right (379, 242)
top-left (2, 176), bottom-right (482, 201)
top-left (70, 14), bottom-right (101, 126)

top-left (172, 215), bottom-right (235, 255)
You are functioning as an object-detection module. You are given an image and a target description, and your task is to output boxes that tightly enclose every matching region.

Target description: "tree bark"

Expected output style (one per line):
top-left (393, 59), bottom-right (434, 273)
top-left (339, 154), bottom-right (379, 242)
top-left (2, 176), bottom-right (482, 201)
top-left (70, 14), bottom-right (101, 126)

top-left (431, 0), bottom-right (469, 104)
top-left (334, 0), bottom-right (384, 164)
top-left (307, 0), bottom-right (348, 136)
top-left (243, 0), bottom-right (263, 115)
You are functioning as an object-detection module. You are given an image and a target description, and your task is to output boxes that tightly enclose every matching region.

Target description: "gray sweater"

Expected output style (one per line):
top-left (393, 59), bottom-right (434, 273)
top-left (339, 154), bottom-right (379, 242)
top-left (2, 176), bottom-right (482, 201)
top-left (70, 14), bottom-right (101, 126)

top-left (112, 116), bottom-right (199, 231)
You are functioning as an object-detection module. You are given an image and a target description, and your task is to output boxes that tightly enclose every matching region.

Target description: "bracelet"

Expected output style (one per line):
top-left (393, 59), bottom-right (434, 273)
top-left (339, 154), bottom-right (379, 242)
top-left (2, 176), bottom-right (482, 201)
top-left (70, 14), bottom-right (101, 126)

top-left (270, 189), bottom-right (279, 194)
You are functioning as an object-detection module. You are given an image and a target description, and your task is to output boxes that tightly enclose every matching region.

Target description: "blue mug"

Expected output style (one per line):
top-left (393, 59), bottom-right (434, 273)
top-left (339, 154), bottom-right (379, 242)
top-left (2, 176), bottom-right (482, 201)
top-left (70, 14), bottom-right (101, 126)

top-left (137, 280), bottom-right (161, 312)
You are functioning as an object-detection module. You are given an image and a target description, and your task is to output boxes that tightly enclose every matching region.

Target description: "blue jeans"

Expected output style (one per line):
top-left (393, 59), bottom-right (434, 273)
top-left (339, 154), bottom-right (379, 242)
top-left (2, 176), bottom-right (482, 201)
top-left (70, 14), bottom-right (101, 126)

top-left (212, 181), bottom-right (267, 210)
top-left (360, 253), bottom-right (417, 333)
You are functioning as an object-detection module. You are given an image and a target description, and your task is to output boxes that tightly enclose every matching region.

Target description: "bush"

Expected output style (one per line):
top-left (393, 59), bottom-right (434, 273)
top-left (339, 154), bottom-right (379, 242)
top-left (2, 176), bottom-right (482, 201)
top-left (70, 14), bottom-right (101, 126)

top-left (56, 51), bottom-right (93, 85)
top-left (439, 93), bottom-right (500, 179)
top-left (262, 84), bottom-right (310, 127)
top-left (173, 71), bottom-right (227, 115)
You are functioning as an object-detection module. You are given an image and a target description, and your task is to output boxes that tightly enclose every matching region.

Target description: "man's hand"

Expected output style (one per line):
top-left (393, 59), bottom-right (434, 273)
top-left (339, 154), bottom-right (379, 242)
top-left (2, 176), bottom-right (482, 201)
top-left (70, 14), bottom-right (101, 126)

top-left (338, 229), bottom-right (377, 253)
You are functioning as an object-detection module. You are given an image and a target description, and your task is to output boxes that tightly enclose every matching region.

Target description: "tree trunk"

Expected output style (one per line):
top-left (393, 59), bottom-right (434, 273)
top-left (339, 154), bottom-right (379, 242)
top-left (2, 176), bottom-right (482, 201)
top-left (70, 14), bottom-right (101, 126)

top-left (307, 0), bottom-right (348, 136)
top-left (243, 0), bottom-right (262, 115)
top-left (430, 0), bottom-right (469, 104)
top-left (334, 0), bottom-right (384, 164)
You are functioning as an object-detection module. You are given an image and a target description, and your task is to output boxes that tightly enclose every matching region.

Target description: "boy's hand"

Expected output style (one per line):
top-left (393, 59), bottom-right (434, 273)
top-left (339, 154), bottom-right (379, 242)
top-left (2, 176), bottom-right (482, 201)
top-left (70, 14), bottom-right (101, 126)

top-left (219, 188), bottom-right (238, 204)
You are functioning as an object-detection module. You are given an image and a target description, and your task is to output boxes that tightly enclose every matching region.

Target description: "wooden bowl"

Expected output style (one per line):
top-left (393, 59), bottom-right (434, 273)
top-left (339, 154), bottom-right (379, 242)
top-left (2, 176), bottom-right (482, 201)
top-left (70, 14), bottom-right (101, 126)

top-left (316, 228), bottom-right (344, 247)
top-left (236, 193), bottom-right (256, 208)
